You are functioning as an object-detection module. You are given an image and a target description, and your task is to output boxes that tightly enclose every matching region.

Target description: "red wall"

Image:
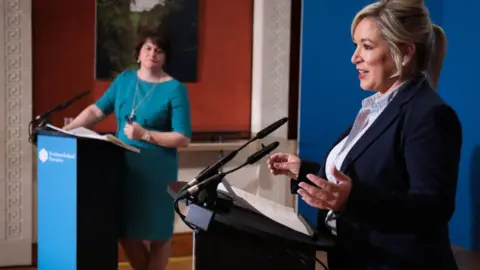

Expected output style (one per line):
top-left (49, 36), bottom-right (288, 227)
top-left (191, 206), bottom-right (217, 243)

top-left (33, 0), bottom-right (253, 134)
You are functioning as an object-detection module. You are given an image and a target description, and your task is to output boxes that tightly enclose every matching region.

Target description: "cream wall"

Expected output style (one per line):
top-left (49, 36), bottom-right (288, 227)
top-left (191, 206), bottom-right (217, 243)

top-left (175, 0), bottom-right (295, 233)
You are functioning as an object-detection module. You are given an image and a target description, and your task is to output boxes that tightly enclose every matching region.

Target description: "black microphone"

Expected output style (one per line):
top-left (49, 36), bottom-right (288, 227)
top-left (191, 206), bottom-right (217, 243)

top-left (176, 141), bottom-right (280, 200)
top-left (180, 117), bottom-right (288, 192)
top-left (33, 90), bottom-right (90, 121)
top-left (177, 173), bottom-right (226, 200)
top-left (254, 117), bottom-right (288, 139)
top-left (181, 150), bottom-right (238, 189)
top-left (246, 141), bottom-right (279, 164)
top-left (28, 90), bottom-right (90, 145)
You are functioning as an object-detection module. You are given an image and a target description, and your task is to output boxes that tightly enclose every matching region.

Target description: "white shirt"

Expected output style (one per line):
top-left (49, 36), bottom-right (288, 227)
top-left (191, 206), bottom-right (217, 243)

top-left (324, 82), bottom-right (406, 235)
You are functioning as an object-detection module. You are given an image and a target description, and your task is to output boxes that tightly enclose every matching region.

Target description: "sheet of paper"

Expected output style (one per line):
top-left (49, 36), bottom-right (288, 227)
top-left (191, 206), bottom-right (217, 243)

top-left (104, 134), bottom-right (141, 153)
top-left (217, 182), bottom-right (313, 236)
top-left (45, 124), bottom-right (140, 153)
top-left (69, 127), bottom-right (103, 137)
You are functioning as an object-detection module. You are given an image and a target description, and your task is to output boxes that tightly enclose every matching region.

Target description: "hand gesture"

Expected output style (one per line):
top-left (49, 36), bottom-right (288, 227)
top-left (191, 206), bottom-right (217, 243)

top-left (267, 153), bottom-right (301, 179)
top-left (124, 122), bottom-right (146, 140)
top-left (297, 166), bottom-right (352, 211)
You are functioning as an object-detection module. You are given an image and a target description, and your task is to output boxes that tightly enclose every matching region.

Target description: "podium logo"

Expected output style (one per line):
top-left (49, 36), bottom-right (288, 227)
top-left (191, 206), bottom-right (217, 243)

top-left (39, 148), bottom-right (48, 163)
top-left (38, 148), bottom-right (76, 163)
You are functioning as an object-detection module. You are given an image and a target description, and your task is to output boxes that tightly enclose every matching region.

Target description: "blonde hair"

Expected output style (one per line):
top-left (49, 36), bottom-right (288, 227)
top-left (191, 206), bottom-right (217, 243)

top-left (351, 0), bottom-right (447, 89)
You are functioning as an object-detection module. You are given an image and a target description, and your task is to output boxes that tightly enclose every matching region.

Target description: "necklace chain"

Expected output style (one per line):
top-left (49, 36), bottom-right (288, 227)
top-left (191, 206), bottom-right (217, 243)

top-left (129, 79), bottom-right (157, 119)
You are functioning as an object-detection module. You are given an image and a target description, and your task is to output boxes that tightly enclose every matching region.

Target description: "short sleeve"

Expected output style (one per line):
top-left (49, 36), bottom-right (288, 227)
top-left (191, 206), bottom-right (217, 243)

top-left (170, 83), bottom-right (192, 138)
top-left (95, 70), bottom-right (129, 116)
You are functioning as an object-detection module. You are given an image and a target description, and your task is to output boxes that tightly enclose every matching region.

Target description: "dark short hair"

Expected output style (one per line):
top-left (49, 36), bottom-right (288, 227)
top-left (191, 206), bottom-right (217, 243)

top-left (134, 30), bottom-right (170, 60)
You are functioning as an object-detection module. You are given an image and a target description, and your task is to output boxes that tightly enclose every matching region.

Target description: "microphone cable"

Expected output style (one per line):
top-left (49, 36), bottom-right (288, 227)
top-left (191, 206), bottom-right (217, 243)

top-left (285, 248), bottom-right (329, 270)
top-left (173, 195), bottom-right (200, 232)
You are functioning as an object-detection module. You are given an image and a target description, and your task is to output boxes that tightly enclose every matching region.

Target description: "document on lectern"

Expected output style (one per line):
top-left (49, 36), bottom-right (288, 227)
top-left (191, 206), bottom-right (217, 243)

top-left (217, 181), bottom-right (315, 237)
top-left (45, 124), bottom-right (140, 153)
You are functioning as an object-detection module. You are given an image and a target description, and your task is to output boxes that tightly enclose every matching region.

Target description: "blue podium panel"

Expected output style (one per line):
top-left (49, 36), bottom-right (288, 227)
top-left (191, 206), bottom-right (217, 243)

top-left (36, 131), bottom-right (120, 270)
top-left (37, 135), bottom-right (77, 270)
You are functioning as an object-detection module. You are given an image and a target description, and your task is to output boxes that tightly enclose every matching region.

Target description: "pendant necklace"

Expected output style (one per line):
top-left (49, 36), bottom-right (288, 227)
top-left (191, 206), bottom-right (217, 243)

top-left (128, 78), bottom-right (157, 123)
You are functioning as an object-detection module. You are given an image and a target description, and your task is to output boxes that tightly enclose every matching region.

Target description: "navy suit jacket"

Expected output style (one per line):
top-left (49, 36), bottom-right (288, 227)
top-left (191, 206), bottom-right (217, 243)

top-left (294, 74), bottom-right (462, 270)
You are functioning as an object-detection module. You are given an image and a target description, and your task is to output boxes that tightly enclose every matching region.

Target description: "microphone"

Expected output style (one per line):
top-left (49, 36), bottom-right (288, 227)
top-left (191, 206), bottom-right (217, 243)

top-left (177, 173), bottom-right (226, 201)
top-left (181, 150), bottom-right (238, 190)
top-left (28, 90), bottom-right (90, 145)
top-left (176, 141), bottom-right (280, 200)
top-left (253, 117), bottom-right (288, 139)
top-left (180, 117), bottom-right (289, 191)
top-left (33, 90), bottom-right (90, 121)
top-left (246, 141), bottom-right (279, 164)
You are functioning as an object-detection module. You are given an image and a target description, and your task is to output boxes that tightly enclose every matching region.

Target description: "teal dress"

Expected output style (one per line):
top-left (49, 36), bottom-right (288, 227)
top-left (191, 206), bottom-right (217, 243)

top-left (95, 69), bottom-right (192, 240)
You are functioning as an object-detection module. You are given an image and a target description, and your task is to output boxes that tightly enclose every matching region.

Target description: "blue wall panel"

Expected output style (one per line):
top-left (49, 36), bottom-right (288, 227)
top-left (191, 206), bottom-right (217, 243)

top-left (298, 0), bottom-right (479, 251)
top-left (439, 0), bottom-right (480, 251)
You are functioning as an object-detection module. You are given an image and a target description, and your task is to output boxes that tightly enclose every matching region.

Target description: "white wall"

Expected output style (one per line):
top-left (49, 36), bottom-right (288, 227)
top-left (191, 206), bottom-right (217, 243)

top-left (175, 0), bottom-right (295, 233)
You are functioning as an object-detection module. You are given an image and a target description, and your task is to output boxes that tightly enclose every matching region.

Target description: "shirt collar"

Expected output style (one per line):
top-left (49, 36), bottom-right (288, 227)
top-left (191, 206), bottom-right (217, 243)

top-left (361, 80), bottom-right (408, 111)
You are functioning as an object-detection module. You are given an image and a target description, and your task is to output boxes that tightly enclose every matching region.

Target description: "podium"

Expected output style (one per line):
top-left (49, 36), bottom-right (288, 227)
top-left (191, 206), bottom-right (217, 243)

top-left (36, 129), bottom-right (126, 270)
top-left (168, 182), bottom-right (337, 270)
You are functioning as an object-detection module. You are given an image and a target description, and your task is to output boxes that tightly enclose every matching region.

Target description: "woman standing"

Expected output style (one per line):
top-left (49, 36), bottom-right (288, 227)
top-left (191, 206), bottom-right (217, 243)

top-left (64, 31), bottom-right (191, 270)
top-left (268, 0), bottom-right (461, 269)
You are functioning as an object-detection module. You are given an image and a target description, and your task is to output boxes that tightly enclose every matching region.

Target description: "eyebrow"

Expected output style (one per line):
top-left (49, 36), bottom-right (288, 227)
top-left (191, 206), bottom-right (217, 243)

top-left (360, 38), bottom-right (374, 44)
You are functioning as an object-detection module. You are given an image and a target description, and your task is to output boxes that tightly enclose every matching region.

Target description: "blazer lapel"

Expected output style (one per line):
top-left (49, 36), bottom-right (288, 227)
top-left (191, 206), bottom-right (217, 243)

top-left (340, 74), bottom-right (429, 172)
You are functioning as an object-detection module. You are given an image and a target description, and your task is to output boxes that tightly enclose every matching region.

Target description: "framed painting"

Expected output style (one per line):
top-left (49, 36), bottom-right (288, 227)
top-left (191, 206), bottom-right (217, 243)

top-left (95, 0), bottom-right (199, 82)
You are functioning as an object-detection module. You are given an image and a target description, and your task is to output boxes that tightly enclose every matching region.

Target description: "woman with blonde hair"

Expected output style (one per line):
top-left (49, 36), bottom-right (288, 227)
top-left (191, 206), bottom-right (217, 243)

top-left (268, 0), bottom-right (461, 269)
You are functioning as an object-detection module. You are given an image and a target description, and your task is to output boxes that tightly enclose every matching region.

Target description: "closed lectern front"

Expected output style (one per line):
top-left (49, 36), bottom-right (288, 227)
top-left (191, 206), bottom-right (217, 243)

top-left (168, 181), bottom-right (337, 270)
top-left (36, 129), bottom-right (125, 270)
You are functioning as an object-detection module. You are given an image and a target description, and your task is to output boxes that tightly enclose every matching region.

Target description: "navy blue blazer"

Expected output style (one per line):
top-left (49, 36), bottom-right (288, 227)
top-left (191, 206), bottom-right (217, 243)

top-left (294, 74), bottom-right (462, 270)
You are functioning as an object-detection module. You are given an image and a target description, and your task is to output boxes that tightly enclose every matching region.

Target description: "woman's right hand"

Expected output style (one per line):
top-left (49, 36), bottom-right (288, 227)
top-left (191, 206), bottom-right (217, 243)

top-left (267, 153), bottom-right (301, 179)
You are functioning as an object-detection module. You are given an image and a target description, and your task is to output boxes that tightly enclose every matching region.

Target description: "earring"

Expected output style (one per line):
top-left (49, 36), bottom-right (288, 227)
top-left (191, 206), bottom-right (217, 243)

top-left (137, 59), bottom-right (140, 63)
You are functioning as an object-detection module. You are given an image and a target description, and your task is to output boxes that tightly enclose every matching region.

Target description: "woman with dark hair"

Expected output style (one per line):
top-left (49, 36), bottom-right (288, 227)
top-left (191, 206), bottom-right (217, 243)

top-left (64, 31), bottom-right (191, 270)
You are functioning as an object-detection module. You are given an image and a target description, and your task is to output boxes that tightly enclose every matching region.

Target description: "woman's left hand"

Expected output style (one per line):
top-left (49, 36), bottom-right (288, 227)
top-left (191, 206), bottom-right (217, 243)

top-left (297, 166), bottom-right (352, 211)
top-left (124, 122), bottom-right (147, 140)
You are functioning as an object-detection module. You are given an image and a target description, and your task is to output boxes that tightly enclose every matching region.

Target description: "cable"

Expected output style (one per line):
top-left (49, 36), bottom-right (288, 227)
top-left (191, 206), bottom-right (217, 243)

top-left (286, 248), bottom-right (329, 270)
top-left (173, 197), bottom-right (199, 232)
top-left (286, 248), bottom-right (309, 266)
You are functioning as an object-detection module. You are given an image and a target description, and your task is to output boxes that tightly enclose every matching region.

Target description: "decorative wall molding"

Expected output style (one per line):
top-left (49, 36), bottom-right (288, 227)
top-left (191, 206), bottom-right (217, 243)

top-left (251, 0), bottom-right (294, 207)
top-left (0, 0), bottom-right (33, 266)
top-left (5, 0), bottom-right (24, 240)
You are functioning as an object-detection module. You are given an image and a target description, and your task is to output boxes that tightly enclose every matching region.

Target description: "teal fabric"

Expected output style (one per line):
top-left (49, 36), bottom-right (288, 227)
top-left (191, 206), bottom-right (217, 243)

top-left (95, 69), bottom-right (191, 240)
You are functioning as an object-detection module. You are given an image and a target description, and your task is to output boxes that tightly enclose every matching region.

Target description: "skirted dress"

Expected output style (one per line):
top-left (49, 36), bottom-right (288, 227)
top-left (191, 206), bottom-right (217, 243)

top-left (95, 69), bottom-right (191, 240)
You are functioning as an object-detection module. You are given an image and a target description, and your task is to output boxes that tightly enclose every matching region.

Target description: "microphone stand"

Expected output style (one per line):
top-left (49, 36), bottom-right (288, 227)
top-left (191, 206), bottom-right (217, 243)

top-left (197, 174), bottom-right (232, 211)
top-left (180, 118), bottom-right (289, 208)
top-left (181, 141), bottom-right (280, 212)
top-left (174, 117), bottom-right (288, 225)
top-left (29, 90), bottom-right (90, 145)
top-left (190, 135), bottom-right (258, 211)
top-left (192, 165), bottom-right (236, 212)
top-left (173, 141), bottom-right (280, 232)
top-left (180, 136), bottom-right (256, 209)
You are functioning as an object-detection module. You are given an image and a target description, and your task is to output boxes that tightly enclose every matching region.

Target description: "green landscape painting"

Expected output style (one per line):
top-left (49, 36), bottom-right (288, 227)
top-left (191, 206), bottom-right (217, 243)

top-left (95, 0), bottom-right (199, 82)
